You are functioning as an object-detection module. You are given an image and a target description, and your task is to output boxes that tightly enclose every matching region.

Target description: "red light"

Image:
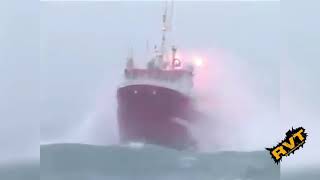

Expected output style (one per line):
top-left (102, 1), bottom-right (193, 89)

top-left (193, 57), bottom-right (203, 67)
top-left (173, 59), bottom-right (181, 68)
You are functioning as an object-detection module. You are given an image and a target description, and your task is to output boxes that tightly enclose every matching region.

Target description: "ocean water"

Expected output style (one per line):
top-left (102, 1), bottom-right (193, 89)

top-left (282, 168), bottom-right (320, 180)
top-left (2, 143), bottom-right (320, 180)
top-left (40, 143), bottom-right (279, 180)
top-left (0, 161), bottom-right (39, 180)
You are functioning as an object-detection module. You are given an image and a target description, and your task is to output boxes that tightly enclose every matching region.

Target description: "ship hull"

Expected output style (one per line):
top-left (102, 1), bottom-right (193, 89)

top-left (117, 84), bottom-right (196, 150)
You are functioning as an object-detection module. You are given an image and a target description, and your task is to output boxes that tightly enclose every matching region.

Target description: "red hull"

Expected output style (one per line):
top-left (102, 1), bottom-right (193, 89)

top-left (117, 84), bottom-right (196, 150)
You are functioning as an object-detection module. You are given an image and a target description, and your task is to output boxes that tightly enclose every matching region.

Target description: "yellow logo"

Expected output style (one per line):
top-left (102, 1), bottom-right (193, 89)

top-left (266, 127), bottom-right (307, 164)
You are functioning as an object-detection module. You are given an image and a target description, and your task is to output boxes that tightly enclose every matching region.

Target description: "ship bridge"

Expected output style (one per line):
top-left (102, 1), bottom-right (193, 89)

top-left (122, 68), bottom-right (194, 95)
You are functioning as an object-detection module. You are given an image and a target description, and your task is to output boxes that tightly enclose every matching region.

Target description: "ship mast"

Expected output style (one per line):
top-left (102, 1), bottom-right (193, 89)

top-left (159, 1), bottom-right (174, 67)
top-left (160, 2), bottom-right (168, 62)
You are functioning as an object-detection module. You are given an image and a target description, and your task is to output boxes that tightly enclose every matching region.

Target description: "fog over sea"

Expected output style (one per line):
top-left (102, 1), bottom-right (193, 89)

top-left (0, 1), bottom-right (319, 180)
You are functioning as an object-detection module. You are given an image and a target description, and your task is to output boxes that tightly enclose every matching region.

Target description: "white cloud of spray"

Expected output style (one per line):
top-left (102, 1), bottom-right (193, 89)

top-left (57, 74), bottom-right (121, 146)
top-left (180, 48), bottom-right (281, 152)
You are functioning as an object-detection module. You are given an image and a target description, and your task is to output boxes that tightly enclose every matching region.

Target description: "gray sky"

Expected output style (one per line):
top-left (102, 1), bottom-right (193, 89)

top-left (0, 0), bottom-right (319, 169)
top-left (0, 0), bottom-right (39, 163)
top-left (281, 0), bottom-right (320, 169)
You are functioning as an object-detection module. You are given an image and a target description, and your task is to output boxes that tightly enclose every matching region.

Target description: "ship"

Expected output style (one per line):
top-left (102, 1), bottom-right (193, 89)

top-left (117, 4), bottom-right (199, 150)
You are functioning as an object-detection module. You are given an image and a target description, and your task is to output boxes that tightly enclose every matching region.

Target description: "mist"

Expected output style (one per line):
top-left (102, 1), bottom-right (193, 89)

top-left (39, 0), bottom-right (320, 172)
top-left (0, 0), bottom-right (39, 163)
